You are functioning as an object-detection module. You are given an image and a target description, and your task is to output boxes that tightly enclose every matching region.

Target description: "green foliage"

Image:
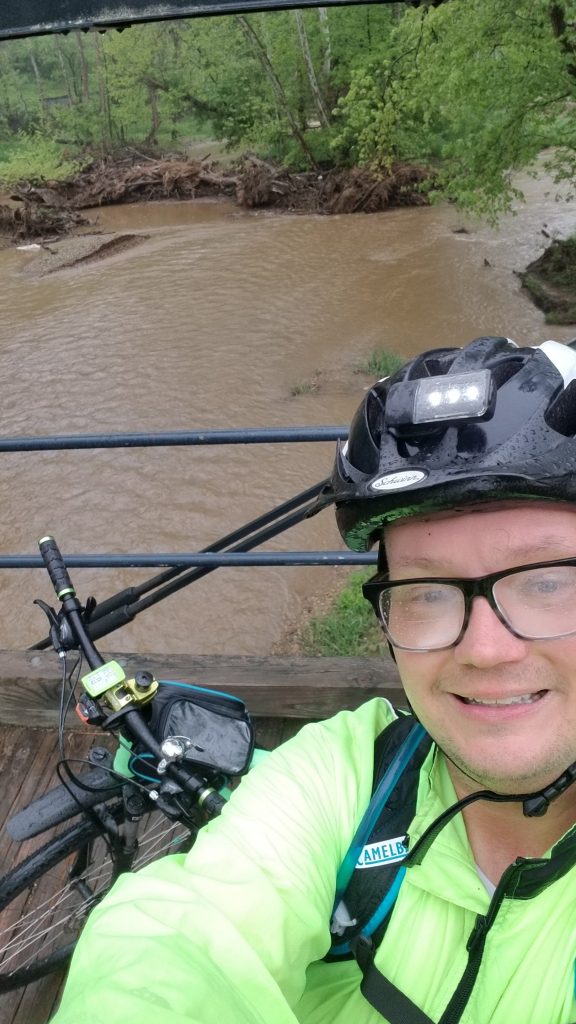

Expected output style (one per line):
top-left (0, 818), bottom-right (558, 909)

top-left (50, 101), bottom-right (108, 149)
top-left (356, 348), bottom-right (405, 378)
top-left (270, 127), bottom-right (336, 170)
top-left (0, 131), bottom-right (83, 184)
top-left (331, 58), bottom-right (398, 169)
top-left (0, 1), bottom-right (574, 213)
top-left (0, 7), bottom-right (402, 169)
top-left (300, 571), bottom-right (385, 657)
top-left (334, 0), bottom-right (576, 219)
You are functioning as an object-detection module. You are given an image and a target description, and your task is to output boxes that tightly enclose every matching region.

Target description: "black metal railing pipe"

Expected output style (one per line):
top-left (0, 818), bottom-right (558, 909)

top-left (3, 552), bottom-right (376, 569)
top-left (0, 426), bottom-right (348, 452)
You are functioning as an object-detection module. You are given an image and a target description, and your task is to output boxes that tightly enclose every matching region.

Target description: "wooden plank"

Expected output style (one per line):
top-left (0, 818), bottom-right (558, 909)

top-left (1, 957), bottom-right (66, 1024)
top-left (0, 727), bottom-right (109, 1024)
top-left (255, 717), bottom-right (305, 749)
top-left (0, 651), bottom-right (404, 727)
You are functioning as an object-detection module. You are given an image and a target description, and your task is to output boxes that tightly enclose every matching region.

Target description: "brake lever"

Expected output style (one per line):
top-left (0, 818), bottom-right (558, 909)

top-left (33, 599), bottom-right (76, 656)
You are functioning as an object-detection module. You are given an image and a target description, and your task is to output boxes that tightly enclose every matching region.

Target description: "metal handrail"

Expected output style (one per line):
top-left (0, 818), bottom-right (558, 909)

top-left (0, 426), bottom-right (348, 452)
top-left (9, 552), bottom-right (375, 569)
top-left (15, 425), bottom-right (366, 645)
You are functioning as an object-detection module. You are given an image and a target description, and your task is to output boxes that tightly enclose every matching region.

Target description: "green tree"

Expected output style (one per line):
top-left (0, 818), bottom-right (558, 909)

top-left (1, 1), bottom-right (573, 206)
top-left (334, 0), bottom-right (576, 219)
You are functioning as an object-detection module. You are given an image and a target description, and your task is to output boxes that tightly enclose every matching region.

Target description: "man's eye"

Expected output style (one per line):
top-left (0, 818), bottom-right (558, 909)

top-left (534, 579), bottom-right (561, 593)
top-left (399, 586), bottom-right (455, 607)
top-left (516, 574), bottom-right (571, 599)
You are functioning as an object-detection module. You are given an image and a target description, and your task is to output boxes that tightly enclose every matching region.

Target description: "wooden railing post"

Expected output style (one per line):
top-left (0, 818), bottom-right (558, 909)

top-left (0, 651), bottom-right (405, 727)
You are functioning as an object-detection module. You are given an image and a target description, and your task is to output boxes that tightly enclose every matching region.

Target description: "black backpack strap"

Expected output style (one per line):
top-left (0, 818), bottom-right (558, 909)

top-left (328, 715), bottom-right (432, 958)
top-left (354, 936), bottom-right (436, 1024)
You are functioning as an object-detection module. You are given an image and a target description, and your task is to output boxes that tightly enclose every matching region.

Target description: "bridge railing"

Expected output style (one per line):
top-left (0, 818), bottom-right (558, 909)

top-left (1, 424), bottom-right (378, 644)
top-left (0, 424), bottom-right (401, 726)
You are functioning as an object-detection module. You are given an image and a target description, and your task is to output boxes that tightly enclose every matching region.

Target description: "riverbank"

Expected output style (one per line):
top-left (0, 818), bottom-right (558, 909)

top-left (272, 568), bottom-right (386, 658)
top-left (4, 154), bottom-right (576, 322)
top-left (0, 155), bottom-right (430, 243)
top-left (518, 235), bottom-right (576, 324)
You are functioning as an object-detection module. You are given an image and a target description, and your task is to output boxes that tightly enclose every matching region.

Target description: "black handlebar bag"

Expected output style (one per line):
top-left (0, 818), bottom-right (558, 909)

top-left (143, 680), bottom-right (255, 778)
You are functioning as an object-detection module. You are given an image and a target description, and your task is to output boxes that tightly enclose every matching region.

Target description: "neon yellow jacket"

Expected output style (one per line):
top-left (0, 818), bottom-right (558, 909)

top-left (51, 699), bottom-right (576, 1024)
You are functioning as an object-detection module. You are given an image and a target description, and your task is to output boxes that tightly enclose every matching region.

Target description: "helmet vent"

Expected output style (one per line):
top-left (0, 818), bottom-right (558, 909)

top-left (404, 348), bottom-right (453, 381)
top-left (456, 424), bottom-right (488, 455)
top-left (544, 379), bottom-right (576, 438)
top-left (489, 356), bottom-right (525, 388)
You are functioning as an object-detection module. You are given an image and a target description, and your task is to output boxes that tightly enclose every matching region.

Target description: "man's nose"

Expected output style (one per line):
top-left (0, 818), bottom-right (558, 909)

top-left (453, 595), bottom-right (527, 667)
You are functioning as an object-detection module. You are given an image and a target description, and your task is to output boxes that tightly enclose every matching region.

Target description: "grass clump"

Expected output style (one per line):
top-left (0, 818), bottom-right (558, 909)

top-left (291, 379), bottom-right (317, 396)
top-left (356, 348), bottom-right (405, 378)
top-left (300, 571), bottom-right (386, 657)
top-left (290, 373), bottom-right (320, 396)
top-left (546, 305), bottom-right (576, 325)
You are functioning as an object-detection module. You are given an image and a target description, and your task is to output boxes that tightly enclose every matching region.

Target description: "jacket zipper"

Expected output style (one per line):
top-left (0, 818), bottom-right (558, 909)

top-left (438, 860), bottom-right (522, 1024)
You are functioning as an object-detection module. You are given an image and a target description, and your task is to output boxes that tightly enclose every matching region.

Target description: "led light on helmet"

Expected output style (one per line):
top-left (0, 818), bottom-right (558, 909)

top-left (413, 369), bottom-right (493, 423)
top-left (385, 368), bottom-right (495, 435)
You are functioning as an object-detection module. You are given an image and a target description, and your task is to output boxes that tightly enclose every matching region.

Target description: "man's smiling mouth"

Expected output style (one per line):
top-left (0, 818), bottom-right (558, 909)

top-left (458, 690), bottom-right (547, 706)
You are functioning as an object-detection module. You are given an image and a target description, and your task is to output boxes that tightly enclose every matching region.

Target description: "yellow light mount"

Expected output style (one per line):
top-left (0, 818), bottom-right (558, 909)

top-left (82, 661), bottom-right (159, 711)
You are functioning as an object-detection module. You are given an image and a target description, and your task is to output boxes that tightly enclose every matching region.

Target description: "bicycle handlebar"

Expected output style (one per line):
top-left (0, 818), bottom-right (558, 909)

top-left (121, 708), bottom-right (226, 815)
top-left (38, 535), bottom-right (76, 599)
top-left (38, 534), bottom-right (104, 670)
top-left (37, 534), bottom-right (226, 819)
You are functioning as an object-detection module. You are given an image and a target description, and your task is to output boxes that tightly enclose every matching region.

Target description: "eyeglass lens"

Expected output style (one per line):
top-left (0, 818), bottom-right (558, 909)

top-left (377, 563), bottom-right (576, 651)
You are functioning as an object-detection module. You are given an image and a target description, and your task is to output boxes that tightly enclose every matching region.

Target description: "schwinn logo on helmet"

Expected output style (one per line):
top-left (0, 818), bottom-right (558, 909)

top-left (369, 470), bottom-right (428, 492)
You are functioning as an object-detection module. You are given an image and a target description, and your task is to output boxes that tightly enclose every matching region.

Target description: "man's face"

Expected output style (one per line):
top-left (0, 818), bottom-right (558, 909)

top-left (385, 504), bottom-right (576, 796)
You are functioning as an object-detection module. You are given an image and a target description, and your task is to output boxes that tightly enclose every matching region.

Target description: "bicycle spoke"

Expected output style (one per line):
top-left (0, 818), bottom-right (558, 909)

top-left (0, 810), bottom-right (194, 986)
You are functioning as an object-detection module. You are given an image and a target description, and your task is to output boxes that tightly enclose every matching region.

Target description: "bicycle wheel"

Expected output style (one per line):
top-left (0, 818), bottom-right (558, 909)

top-left (0, 804), bottom-right (195, 993)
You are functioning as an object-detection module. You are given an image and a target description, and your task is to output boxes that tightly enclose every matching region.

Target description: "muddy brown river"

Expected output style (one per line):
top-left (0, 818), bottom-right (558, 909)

top-left (0, 173), bottom-right (574, 656)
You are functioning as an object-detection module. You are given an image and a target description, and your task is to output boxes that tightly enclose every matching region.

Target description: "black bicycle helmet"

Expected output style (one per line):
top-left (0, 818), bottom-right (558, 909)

top-left (323, 336), bottom-right (576, 551)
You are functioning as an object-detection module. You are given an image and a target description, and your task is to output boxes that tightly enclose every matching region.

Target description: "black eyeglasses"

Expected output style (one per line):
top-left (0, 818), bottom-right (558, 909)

top-left (362, 557), bottom-right (576, 652)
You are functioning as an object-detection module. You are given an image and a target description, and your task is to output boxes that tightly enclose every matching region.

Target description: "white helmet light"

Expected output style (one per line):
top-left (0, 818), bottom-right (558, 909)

top-left (385, 369), bottom-right (495, 434)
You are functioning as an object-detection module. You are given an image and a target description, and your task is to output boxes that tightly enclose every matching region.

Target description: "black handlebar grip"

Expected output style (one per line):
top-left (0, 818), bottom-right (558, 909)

top-left (201, 790), bottom-right (226, 817)
top-left (38, 535), bottom-right (76, 600)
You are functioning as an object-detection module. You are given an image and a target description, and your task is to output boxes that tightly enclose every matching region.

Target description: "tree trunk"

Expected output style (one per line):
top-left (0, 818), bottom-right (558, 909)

top-left (75, 32), bottom-right (91, 102)
top-left (28, 45), bottom-right (46, 120)
top-left (54, 36), bottom-right (75, 107)
top-left (549, 2), bottom-right (576, 80)
top-left (236, 15), bottom-right (318, 168)
top-left (145, 81), bottom-right (161, 146)
top-left (91, 33), bottom-right (114, 151)
top-left (317, 8), bottom-right (332, 81)
top-left (293, 10), bottom-right (330, 128)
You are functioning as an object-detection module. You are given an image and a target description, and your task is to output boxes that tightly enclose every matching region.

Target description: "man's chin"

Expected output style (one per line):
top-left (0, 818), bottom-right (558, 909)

top-left (443, 749), bottom-right (566, 799)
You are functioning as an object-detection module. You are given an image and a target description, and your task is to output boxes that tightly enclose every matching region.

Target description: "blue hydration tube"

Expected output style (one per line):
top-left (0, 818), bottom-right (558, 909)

top-left (332, 722), bottom-right (427, 911)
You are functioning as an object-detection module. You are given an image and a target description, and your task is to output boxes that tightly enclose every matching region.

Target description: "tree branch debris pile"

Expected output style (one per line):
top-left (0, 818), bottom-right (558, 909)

top-left (1, 156), bottom-right (431, 241)
top-left (0, 200), bottom-right (88, 241)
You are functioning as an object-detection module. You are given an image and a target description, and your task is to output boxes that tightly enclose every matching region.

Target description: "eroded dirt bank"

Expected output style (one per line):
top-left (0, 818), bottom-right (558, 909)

top-left (518, 236), bottom-right (576, 325)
